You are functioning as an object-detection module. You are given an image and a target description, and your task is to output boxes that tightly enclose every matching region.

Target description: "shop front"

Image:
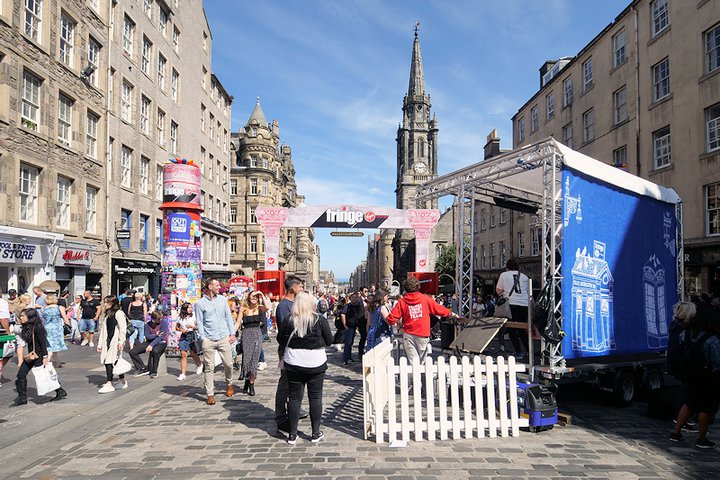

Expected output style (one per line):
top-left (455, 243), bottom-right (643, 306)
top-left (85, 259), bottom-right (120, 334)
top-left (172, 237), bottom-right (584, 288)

top-left (54, 241), bottom-right (101, 296)
top-left (0, 226), bottom-right (62, 295)
top-left (112, 259), bottom-right (161, 297)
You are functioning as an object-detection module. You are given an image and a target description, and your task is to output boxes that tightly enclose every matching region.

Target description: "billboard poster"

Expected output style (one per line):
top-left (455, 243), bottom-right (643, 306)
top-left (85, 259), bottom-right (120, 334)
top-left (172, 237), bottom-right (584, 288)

top-left (561, 168), bottom-right (678, 360)
top-left (166, 212), bottom-right (191, 245)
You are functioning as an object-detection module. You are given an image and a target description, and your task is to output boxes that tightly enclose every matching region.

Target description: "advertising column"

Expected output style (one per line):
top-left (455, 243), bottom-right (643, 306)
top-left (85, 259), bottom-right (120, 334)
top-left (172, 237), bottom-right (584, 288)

top-left (160, 159), bottom-right (203, 350)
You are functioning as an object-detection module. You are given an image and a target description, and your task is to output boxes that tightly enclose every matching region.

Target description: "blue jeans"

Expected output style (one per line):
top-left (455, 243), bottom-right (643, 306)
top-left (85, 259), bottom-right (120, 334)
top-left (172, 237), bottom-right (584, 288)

top-left (259, 346), bottom-right (265, 363)
top-left (79, 318), bottom-right (96, 333)
top-left (128, 320), bottom-right (145, 345)
top-left (343, 325), bottom-right (357, 363)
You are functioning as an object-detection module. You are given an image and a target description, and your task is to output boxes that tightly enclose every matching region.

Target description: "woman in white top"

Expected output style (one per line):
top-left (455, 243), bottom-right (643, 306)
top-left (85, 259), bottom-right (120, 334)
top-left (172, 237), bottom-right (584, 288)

top-left (175, 302), bottom-right (203, 380)
top-left (496, 258), bottom-right (530, 354)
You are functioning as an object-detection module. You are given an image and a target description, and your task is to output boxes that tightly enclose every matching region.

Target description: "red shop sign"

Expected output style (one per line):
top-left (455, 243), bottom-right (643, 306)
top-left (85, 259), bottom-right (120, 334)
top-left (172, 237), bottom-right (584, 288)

top-left (56, 248), bottom-right (92, 266)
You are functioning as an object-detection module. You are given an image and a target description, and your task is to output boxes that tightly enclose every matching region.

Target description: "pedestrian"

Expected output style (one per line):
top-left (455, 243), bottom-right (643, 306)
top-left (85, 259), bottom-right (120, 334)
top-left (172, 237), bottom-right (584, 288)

top-left (129, 311), bottom-right (167, 379)
top-left (341, 293), bottom-right (365, 366)
top-left (40, 294), bottom-right (69, 367)
top-left (97, 295), bottom-right (128, 393)
top-left (119, 288), bottom-right (134, 315)
top-left (176, 302), bottom-right (203, 381)
top-left (275, 275), bottom-right (304, 434)
top-left (332, 296), bottom-right (347, 346)
top-left (68, 294), bottom-right (82, 344)
top-left (238, 291), bottom-right (270, 396)
top-left (194, 277), bottom-right (236, 405)
top-left (32, 286), bottom-right (47, 310)
top-left (0, 288), bottom-right (11, 387)
top-left (126, 292), bottom-right (148, 349)
top-left (79, 290), bottom-right (100, 347)
top-left (11, 308), bottom-right (67, 406)
top-left (6, 289), bottom-right (20, 322)
top-left (495, 258), bottom-right (530, 355)
top-left (365, 288), bottom-right (393, 353)
top-left (387, 276), bottom-right (457, 365)
top-left (277, 291), bottom-right (333, 445)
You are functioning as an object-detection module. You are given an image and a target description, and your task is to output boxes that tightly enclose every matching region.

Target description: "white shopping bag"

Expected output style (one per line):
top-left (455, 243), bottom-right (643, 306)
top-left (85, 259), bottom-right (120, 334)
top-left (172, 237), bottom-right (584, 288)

top-left (31, 362), bottom-right (61, 396)
top-left (2, 341), bottom-right (16, 359)
top-left (114, 353), bottom-right (133, 375)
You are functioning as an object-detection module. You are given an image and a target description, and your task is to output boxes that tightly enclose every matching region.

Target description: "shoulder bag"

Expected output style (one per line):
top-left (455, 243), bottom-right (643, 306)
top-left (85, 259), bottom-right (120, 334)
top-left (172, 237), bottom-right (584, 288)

top-left (23, 327), bottom-right (39, 362)
top-left (277, 328), bottom-right (296, 370)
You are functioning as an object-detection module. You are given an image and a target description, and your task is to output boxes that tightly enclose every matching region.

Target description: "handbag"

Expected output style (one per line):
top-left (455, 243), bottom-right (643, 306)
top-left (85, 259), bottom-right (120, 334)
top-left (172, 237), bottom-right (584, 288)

top-left (190, 331), bottom-right (203, 355)
top-left (113, 353), bottom-right (133, 375)
top-left (277, 328), bottom-right (296, 370)
top-left (63, 323), bottom-right (71, 336)
top-left (126, 320), bottom-right (136, 338)
top-left (23, 327), bottom-right (39, 362)
top-left (495, 295), bottom-right (512, 319)
top-left (31, 362), bottom-right (61, 395)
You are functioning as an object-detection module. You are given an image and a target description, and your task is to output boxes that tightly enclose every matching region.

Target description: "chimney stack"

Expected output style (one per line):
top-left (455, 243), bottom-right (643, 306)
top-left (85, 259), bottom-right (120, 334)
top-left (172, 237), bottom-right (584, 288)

top-left (484, 129), bottom-right (502, 160)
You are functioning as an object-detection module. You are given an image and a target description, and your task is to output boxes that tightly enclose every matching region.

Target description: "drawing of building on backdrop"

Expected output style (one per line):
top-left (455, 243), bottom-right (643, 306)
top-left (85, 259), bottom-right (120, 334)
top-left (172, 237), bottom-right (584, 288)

top-left (644, 254), bottom-right (668, 349)
top-left (571, 240), bottom-right (616, 354)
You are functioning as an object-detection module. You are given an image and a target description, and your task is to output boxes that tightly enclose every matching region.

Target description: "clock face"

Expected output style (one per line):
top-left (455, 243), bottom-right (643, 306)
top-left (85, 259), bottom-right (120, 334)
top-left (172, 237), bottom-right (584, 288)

top-left (414, 162), bottom-right (428, 174)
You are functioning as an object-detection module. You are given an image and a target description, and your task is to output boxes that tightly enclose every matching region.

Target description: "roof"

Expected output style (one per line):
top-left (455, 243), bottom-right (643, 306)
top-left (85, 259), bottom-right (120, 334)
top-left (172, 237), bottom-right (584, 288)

top-left (246, 97), bottom-right (268, 126)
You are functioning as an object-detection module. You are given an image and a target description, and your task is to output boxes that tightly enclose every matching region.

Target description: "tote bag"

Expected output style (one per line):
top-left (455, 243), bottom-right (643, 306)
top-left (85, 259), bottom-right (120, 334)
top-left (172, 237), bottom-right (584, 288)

top-left (32, 363), bottom-right (61, 396)
top-left (114, 353), bottom-right (133, 375)
top-left (495, 295), bottom-right (512, 319)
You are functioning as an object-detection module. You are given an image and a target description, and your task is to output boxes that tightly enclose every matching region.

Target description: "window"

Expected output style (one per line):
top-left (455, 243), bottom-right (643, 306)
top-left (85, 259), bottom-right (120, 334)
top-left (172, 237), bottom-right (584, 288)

top-left (208, 154), bottom-right (213, 178)
top-left (490, 243), bottom-right (496, 269)
top-left (59, 14), bottom-right (75, 67)
top-left (480, 245), bottom-right (486, 269)
top-left (209, 113), bottom-right (214, 139)
top-left (262, 179), bottom-right (268, 196)
top-left (120, 210), bottom-right (131, 249)
top-left (140, 156), bottom-right (149, 194)
top-left (140, 96), bottom-right (150, 134)
top-left (706, 103), bottom-right (720, 152)
top-left (217, 122), bottom-right (221, 146)
top-left (651, 0), bottom-right (669, 37)
top-left (171, 69), bottom-right (179, 102)
top-left (613, 86), bottom-right (628, 124)
top-left (530, 106), bottom-right (538, 132)
top-left (490, 208), bottom-right (496, 227)
top-left (707, 183), bottom-right (720, 236)
top-left (202, 31), bottom-right (208, 51)
top-left (86, 111), bottom-right (99, 159)
top-left (653, 126), bottom-right (671, 169)
top-left (122, 15), bottom-right (134, 58)
top-left (250, 236), bottom-right (257, 253)
top-left (200, 104), bottom-right (206, 132)
top-left (57, 94), bottom-right (73, 145)
top-left (531, 227), bottom-right (540, 256)
top-left (613, 29), bottom-right (626, 67)
top-left (613, 146), bottom-right (628, 168)
top-left (518, 232), bottom-right (526, 257)
top-left (141, 36), bottom-right (152, 75)
top-left (250, 206), bottom-right (257, 223)
top-left (229, 206), bottom-right (237, 223)
top-left (250, 178), bottom-right (258, 195)
top-left (563, 77), bottom-right (572, 108)
top-left (121, 146), bottom-right (132, 187)
top-left (157, 54), bottom-right (166, 89)
top-left (518, 117), bottom-right (525, 143)
top-left (170, 121), bottom-right (178, 153)
top-left (121, 81), bottom-right (132, 122)
top-left (159, 7), bottom-right (168, 36)
top-left (85, 186), bottom-right (97, 233)
top-left (88, 0), bottom-right (98, 12)
top-left (583, 109), bottom-right (594, 143)
top-left (230, 237), bottom-right (237, 254)
top-left (155, 165), bottom-right (162, 200)
top-left (705, 24), bottom-right (720, 74)
top-left (54, 176), bottom-right (71, 228)
top-left (21, 71), bottom-right (41, 129)
top-left (156, 109), bottom-right (165, 146)
top-left (500, 208), bottom-right (508, 224)
top-left (582, 58), bottom-right (593, 91)
top-left (139, 215), bottom-right (148, 252)
top-left (173, 27), bottom-right (180, 52)
top-left (230, 179), bottom-right (237, 195)
top-left (201, 66), bottom-right (207, 90)
top-left (207, 195), bottom-right (213, 218)
top-left (652, 58), bottom-right (670, 102)
top-left (143, 0), bottom-right (152, 19)
top-left (499, 241), bottom-right (506, 267)
top-left (155, 219), bottom-right (162, 253)
top-left (546, 92), bottom-right (554, 120)
top-left (24, 0), bottom-right (42, 42)
top-left (250, 156), bottom-right (257, 167)
top-left (562, 123), bottom-right (573, 149)
top-left (262, 158), bottom-right (269, 169)
top-left (480, 207), bottom-right (487, 230)
top-left (87, 37), bottom-right (100, 87)
top-left (215, 199), bottom-right (220, 222)
top-left (19, 163), bottom-right (39, 223)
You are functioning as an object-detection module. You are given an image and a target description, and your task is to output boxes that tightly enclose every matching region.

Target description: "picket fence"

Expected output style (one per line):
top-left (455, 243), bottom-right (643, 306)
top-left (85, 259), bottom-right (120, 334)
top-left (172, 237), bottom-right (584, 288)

top-left (362, 338), bottom-right (529, 444)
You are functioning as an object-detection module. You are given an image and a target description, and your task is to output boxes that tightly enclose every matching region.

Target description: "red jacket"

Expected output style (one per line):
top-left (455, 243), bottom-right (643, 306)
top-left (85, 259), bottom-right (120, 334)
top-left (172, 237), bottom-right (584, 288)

top-left (387, 292), bottom-right (452, 338)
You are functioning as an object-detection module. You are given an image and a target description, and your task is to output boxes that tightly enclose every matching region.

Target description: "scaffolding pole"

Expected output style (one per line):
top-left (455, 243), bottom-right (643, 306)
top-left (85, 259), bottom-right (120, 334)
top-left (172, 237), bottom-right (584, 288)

top-left (456, 184), bottom-right (475, 318)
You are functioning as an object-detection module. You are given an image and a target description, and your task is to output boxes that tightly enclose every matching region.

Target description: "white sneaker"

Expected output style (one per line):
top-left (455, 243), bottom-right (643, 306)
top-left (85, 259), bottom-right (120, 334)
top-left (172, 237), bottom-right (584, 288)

top-left (177, 373), bottom-right (187, 381)
top-left (258, 362), bottom-right (267, 371)
top-left (98, 382), bottom-right (115, 394)
top-left (196, 364), bottom-right (204, 375)
top-left (89, 342), bottom-right (95, 347)
top-left (80, 339), bottom-right (88, 346)
top-left (113, 380), bottom-right (128, 390)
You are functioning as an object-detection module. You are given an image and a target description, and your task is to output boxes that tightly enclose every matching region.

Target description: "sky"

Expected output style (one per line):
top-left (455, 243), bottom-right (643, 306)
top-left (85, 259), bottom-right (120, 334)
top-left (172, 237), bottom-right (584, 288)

top-left (203, 0), bottom-right (630, 281)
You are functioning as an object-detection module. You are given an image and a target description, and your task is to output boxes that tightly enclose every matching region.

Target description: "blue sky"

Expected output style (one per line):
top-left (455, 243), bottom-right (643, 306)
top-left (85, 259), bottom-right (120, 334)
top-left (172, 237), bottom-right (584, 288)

top-left (203, 0), bottom-right (629, 281)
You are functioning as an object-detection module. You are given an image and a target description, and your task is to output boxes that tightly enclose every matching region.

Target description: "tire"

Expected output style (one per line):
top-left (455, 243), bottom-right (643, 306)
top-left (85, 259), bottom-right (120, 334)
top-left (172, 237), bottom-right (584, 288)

top-left (643, 367), bottom-right (664, 391)
top-left (613, 369), bottom-right (636, 405)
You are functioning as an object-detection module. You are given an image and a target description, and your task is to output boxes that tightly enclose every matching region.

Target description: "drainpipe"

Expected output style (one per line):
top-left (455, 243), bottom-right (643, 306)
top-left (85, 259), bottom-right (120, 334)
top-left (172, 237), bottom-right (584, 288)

top-left (105, 1), bottom-right (113, 296)
top-left (633, 4), bottom-right (641, 175)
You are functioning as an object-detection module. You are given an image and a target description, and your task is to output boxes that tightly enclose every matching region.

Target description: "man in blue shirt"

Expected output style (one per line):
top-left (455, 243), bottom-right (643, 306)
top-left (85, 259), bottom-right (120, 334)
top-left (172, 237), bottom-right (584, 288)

top-left (194, 278), bottom-right (236, 405)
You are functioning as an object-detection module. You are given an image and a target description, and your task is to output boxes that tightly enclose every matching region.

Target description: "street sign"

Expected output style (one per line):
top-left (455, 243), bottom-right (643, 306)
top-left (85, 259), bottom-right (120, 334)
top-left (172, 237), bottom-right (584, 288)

top-left (115, 229), bottom-right (131, 240)
top-left (330, 231), bottom-right (364, 237)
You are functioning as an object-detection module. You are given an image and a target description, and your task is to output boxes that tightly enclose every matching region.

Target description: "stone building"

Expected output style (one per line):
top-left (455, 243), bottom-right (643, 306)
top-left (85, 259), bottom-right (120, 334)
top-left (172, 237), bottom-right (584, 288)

top-left (228, 99), bottom-right (320, 286)
top-left (106, 0), bottom-right (232, 295)
top-left (509, 0), bottom-right (720, 297)
top-left (0, 0), bottom-right (110, 296)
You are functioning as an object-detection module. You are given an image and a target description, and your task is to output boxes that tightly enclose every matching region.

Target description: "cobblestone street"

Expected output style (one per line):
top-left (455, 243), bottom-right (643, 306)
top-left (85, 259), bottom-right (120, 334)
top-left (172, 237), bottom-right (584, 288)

top-left (1, 342), bottom-right (719, 480)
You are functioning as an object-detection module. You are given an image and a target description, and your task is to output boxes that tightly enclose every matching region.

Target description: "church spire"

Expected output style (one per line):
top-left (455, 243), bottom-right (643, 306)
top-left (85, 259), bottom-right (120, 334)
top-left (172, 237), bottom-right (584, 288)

top-left (407, 22), bottom-right (426, 97)
top-left (246, 96), bottom-right (268, 126)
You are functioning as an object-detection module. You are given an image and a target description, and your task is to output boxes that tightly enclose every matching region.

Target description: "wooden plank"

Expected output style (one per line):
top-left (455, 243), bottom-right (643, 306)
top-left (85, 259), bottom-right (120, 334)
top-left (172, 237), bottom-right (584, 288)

top-left (507, 356), bottom-right (521, 437)
top-left (399, 357), bottom-right (410, 442)
top-left (473, 355), bottom-right (486, 438)
top-left (461, 355), bottom-right (473, 438)
top-left (485, 356), bottom-right (497, 438)
top-left (387, 358), bottom-right (398, 443)
top-left (449, 356), bottom-right (461, 439)
top-left (437, 356), bottom-right (448, 440)
top-left (425, 359), bottom-right (436, 441)
top-left (412, 358), bottom-right (423, 441)
top-left (497, 356), bottom-right (509, 437)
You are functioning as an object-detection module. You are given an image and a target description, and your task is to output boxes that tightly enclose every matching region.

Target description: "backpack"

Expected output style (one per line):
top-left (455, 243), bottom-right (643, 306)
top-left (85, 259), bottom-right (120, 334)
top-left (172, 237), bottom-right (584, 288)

top-left (667, 329), bottom-right (713, 381)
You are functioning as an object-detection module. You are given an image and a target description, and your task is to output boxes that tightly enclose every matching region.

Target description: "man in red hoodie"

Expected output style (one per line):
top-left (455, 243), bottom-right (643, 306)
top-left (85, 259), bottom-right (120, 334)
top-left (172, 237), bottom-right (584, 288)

top-left (387, 276), bottom-right (458, 364)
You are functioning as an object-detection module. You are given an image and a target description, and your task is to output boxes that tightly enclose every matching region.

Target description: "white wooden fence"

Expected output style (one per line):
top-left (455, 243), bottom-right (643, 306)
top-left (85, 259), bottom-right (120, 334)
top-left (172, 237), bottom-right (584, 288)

top-left (362, 338), bottom-right (529, 444)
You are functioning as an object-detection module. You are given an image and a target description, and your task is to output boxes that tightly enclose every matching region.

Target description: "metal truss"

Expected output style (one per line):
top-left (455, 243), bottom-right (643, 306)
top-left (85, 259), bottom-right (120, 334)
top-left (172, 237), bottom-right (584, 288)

top-left (456, 184), bottom-right (475, 318)
top-left (676, 203), bottom-right (685, 301)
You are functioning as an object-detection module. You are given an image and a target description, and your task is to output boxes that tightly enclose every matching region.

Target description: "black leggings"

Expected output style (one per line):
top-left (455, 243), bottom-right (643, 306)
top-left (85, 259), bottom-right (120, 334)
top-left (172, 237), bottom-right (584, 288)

top-left (105, 363), bottom-right (126, 382)
top-left (286, 368), bottom-right (325, 436)
top-left (508, 304), bottom-right (529, 353)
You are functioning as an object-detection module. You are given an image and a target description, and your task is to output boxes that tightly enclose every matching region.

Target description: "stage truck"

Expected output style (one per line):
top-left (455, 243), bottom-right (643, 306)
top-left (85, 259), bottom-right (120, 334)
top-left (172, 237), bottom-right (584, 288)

top-left (416, 138), bottom-right (684, 404)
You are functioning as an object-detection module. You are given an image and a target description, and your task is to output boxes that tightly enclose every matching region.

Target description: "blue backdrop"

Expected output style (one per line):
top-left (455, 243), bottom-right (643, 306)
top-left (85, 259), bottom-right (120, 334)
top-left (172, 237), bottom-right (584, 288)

top-left (561, 168), bottom-right (678, 360)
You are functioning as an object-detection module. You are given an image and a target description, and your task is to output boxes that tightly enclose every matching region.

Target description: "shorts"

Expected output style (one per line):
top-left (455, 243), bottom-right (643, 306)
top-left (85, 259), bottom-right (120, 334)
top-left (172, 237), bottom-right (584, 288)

top-left (79, 318), bottom-right (96, 332)
top-left (682, 380), bottom-right (720, 414)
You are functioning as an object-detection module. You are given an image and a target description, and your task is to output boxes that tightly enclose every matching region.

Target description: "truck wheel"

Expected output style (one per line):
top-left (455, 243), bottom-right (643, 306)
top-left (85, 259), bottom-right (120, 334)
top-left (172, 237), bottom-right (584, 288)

top-left (613, 370), bottom-right (636, 405)
top-left (643, 367), bottom-right (664, 391)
